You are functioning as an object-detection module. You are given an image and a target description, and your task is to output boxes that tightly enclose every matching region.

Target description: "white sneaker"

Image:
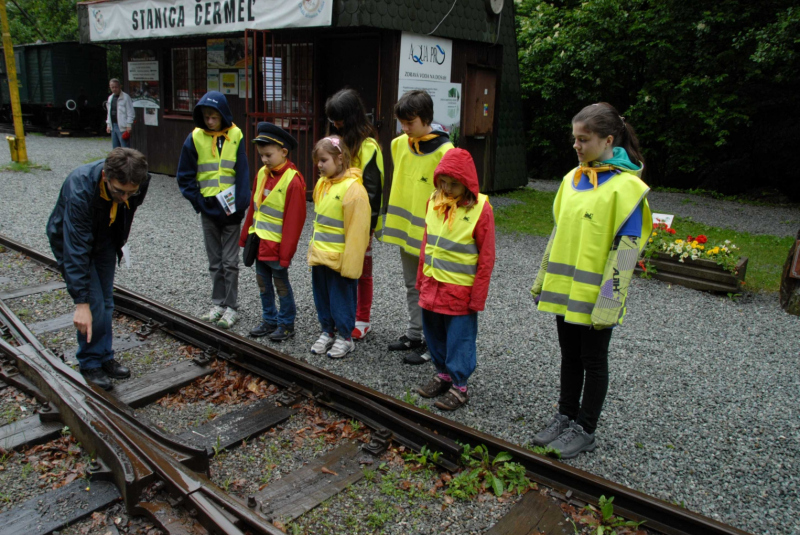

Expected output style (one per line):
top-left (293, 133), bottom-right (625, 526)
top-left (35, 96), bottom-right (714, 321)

top-left (216, 307), bottom-right (239, 329)
top-left (327, 336), bottom-right (355, 359)
top-left (310, 332), bottom-right (335, 355)
top-left (351, 321), bottom-right (371, 340)
top-left (200, 305), bottom-right (225, 322)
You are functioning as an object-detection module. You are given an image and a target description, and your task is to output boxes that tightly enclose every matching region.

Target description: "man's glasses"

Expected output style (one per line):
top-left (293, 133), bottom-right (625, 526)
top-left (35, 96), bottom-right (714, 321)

top-left (105, 179), bottom-right (141, 199)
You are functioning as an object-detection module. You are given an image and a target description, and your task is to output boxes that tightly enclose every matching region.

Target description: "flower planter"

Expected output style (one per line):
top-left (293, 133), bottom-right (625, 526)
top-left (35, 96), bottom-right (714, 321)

top-left (636, 252), bottom-right (748, 293)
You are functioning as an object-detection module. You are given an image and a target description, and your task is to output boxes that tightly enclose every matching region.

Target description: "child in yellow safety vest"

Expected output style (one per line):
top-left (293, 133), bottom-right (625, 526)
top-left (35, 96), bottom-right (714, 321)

top-left (307, 136), bottom-right (371, 359)
top-left (238, 122), bottom-right (307, 342)
top-left (414, 148), bottom-right (496, 411)
top-left (379, 89), bottom-right (453, 365)
top-left (176, 91), bottom-right (250, 329)
top-left (530, 102), bottom-right (652, 459)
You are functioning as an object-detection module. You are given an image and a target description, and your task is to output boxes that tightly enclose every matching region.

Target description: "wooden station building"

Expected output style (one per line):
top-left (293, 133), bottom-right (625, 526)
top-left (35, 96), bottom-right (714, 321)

top-left (77, 0), bottom-right (527, 193)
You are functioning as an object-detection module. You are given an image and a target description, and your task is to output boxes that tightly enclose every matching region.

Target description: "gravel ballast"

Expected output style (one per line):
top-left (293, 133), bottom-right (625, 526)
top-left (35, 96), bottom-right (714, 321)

top-left (1, 136), bottom-right (799, 534)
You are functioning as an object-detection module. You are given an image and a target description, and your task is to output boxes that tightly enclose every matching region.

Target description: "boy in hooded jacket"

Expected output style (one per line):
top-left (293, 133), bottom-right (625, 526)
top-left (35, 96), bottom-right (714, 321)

top-left (414, 148), bottom-right (495, 411)
top-left (177, 91), bottom-right (250, 329)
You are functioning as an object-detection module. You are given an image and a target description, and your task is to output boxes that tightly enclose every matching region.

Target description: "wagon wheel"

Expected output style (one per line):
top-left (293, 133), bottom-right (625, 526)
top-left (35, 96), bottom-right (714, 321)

top-left (779, 229), bottom-right (800, 315)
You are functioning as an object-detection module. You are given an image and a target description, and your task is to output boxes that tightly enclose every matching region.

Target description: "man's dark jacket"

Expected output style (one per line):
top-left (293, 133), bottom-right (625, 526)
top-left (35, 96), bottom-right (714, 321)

top-left (46, 160), bottom-right (148, 304)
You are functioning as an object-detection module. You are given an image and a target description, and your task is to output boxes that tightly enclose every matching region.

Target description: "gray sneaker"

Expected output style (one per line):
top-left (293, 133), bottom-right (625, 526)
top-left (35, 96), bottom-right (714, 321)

top-left (548, 421), bottom-right (596, 459)
top-left (533, 413), bottom-right (571, 447)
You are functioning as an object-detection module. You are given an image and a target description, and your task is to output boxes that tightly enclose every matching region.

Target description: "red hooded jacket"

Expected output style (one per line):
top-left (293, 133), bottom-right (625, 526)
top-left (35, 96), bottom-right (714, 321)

top-left (416, 148), bottom-right (496, 315)
top-left (238, 161), bottom-right (306, 267)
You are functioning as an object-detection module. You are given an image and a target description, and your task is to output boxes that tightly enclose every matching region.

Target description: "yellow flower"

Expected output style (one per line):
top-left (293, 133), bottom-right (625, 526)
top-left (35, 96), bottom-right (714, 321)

top-left (675, 239), bottom-right (684, 244)
top-left (698, 245), bottom-right (704, 250)
top-left (649, 238), bottom-right (654, 243)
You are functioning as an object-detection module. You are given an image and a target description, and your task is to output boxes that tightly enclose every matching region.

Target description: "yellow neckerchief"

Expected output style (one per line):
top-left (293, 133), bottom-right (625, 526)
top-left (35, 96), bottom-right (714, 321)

top-left (408, 133), bottom-right (439, 155)
top-left (573, 164), bottom-right (616, 190)
top-left (202, 123), bottom-right (236, 158)
top-left (314, 168), bottom-right (363, 204)
top-left (99, 180), bottom-right (129, 226)
top-left (431, 190), bottom-right (463, 230)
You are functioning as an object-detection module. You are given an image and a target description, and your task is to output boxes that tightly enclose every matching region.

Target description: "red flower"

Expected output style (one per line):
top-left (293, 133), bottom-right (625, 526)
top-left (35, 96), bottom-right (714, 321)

top-left (686, 235), bottom-right (694, 242)
top-left (696, 235), bottom-right (708, 244)
top-left (653, 223), bottom-right (658, 229)
top-left (668, 228), bottom-right (676, 235)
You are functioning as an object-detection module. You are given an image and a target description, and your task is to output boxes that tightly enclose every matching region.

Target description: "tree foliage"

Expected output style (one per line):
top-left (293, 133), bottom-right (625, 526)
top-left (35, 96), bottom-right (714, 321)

top-left (516, 0), bottom-right (800, 196)
top-left (5, 0), bottom-right (79, 44)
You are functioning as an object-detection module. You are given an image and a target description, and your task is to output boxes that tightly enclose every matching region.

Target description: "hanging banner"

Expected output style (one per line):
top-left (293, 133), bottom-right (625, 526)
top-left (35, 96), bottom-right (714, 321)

top-left (88, 0), bottom-right (333, 42)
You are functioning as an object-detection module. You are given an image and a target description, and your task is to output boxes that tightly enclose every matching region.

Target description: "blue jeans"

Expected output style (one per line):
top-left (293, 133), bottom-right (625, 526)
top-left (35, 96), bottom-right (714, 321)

top-left (422, 309), bottom-right (478, 387)
top-left (111, 123), bottom-right (129, 148)
top-left (311, 265), bottom-right (357, 338)
top-left (76, 246), bottom-right (117, 370)
top-left (255, 260), bottom-right (295, 328)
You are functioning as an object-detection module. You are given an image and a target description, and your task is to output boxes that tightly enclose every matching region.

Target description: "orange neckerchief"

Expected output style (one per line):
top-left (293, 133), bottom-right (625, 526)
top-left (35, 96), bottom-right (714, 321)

top-left (431, 190), bottom-right (463, 230)
top-left (314, 168), bottom-right (363, 204)
top-left (202, 123), bottom-right (236, 158)
top-left (573, 164), bottom-right (615, 190)
top-left (99, 180), bottom-right (129, 226)
top-left (408, 133), bottom-right (439, 155)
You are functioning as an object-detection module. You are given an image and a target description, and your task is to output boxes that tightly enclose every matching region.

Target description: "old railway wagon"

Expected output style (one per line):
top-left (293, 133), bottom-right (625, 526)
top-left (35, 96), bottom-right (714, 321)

top-left (77, 0), bottom-right (526, 193)
top-left (0, 41), bottom-right (108, 130)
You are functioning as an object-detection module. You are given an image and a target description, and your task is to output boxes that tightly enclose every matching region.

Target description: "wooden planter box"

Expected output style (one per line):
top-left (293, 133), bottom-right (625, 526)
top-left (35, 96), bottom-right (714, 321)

top-left (635, 252), bottom-right (748, 293)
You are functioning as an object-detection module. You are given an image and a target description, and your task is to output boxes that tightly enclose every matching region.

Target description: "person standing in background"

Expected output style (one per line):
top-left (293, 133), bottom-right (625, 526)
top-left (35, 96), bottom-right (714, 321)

top-left (106, 79), bottom-right (135, 149)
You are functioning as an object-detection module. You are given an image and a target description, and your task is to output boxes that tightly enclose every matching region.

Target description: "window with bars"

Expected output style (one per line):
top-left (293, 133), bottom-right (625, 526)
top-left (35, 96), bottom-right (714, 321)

top-left (171, 46), bottom-right (207, 112)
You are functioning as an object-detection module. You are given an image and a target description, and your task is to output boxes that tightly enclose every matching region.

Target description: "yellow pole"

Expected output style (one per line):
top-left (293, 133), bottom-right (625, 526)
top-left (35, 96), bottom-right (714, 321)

top-left (0, 0), bottom-right (27, 163)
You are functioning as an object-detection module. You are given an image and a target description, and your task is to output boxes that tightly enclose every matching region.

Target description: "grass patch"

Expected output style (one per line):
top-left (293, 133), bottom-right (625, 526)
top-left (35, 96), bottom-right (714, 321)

top-left (494, 189), bottom-right (792, 293)
top-left (1, 161), bottom-right (50, 172)
top-left (494, 188), bottom-right (556, 236)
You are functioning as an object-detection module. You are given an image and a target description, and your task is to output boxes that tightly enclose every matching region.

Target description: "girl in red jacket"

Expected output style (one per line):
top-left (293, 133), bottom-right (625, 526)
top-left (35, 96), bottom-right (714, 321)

top-left (414, 148), bottom-right (496, 410)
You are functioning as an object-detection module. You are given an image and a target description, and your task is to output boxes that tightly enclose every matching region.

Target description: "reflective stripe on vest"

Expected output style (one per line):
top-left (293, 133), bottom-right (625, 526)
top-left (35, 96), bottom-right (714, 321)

top-left (538, 170), bottom-right (651, 325)
top-left (192, 127), bottom-right (242, 197)
top-left (422, 193), bottom-right (487, 286)
top-left (311, 177), bottom-right (357, 253)
top-left (380, 135), bottom-right (452, 256)
top-left (248, 167), bottom-right (297, 243)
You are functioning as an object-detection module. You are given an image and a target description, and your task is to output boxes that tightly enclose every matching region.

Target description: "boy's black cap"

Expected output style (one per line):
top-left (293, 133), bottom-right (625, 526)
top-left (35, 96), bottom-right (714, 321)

top-left (252, 122), bottom-right (298, 151)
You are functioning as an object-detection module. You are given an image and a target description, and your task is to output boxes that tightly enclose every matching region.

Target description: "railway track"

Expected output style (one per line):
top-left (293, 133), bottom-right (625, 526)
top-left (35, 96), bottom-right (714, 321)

top-left (0, 234), bottom-right (749, 535)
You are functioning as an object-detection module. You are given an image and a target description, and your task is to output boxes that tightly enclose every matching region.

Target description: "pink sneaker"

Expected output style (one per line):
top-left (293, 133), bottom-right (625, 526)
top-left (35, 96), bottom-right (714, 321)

top-left (351, 321), bottom-right (371, 340)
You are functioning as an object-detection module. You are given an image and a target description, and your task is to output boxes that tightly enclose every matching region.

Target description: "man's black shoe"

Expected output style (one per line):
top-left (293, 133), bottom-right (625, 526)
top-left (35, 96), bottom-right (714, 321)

top-left (82, 368), bottom-right (113, 391)
top-left (387, 335), bottom-right (425, 352)
top-left (268, 326), bottom-right (295, 341)
top-left (101, 359), bottom-right (131, 379)
top-left (249, 321), bottom-right (277, 338)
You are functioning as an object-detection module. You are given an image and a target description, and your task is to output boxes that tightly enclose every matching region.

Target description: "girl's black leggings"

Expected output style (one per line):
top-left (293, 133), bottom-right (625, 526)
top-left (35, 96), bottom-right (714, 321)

top-left (555, 315), bottom-right (613, 435)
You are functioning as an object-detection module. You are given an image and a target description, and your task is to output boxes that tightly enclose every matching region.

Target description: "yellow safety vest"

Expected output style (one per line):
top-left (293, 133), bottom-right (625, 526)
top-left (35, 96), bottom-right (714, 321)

top-left (379, 134), bottom-right (453, 256)
top-left (248, 167), bottom-right (297, 243)
top-left (353, 137), bottom-right (385, 233)
top-left (423, 193), bottom-right (488, 287)
top-left (310, 177), bottom-right (357, 253)
top-left (191, 126), bottom-right (243, 197)
top-left (538, 169), bottom-right (651, 325)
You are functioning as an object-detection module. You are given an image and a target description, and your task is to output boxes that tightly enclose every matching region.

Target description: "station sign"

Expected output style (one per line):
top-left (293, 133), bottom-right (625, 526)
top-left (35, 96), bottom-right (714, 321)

top-left (87, 0), bottom-right (333, 42)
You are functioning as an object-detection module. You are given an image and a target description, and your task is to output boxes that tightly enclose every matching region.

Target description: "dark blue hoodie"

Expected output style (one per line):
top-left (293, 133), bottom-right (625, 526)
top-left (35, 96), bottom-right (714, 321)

top-left (176, 91), bottom-right (250, 224)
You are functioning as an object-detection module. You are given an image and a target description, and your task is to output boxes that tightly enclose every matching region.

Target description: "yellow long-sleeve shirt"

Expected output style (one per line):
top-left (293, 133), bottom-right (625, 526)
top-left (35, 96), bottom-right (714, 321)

top-left (307, 168), bottom-right (371, 279)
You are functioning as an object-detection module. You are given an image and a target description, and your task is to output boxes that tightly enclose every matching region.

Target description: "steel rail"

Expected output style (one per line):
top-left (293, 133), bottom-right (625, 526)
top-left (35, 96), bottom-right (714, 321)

top-left (0, 300), bottom-right (284, 535)
top-left (0, 234), bottom-right (751, 535)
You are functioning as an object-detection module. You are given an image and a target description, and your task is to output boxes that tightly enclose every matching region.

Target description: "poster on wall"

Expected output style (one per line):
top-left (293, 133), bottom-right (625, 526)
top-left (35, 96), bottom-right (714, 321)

top-left (238, 68), bottom-right (252, 98)
top-left (207, 38), bottom-right (252, 69)
top-left (144, 107), bottom-right (158, 126)
top-left (398, 79), bottom-right (462, 136)
top-left (88, 0), bottom-right (333, 42)
top-left (221, 72), bottom-right (238, 95)
top-left (397, 33), bottom-right (459, 135)
top-left (128, 50), bottom-right (160, 108)
top-left (207, 69), bottom-right (219, 92)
